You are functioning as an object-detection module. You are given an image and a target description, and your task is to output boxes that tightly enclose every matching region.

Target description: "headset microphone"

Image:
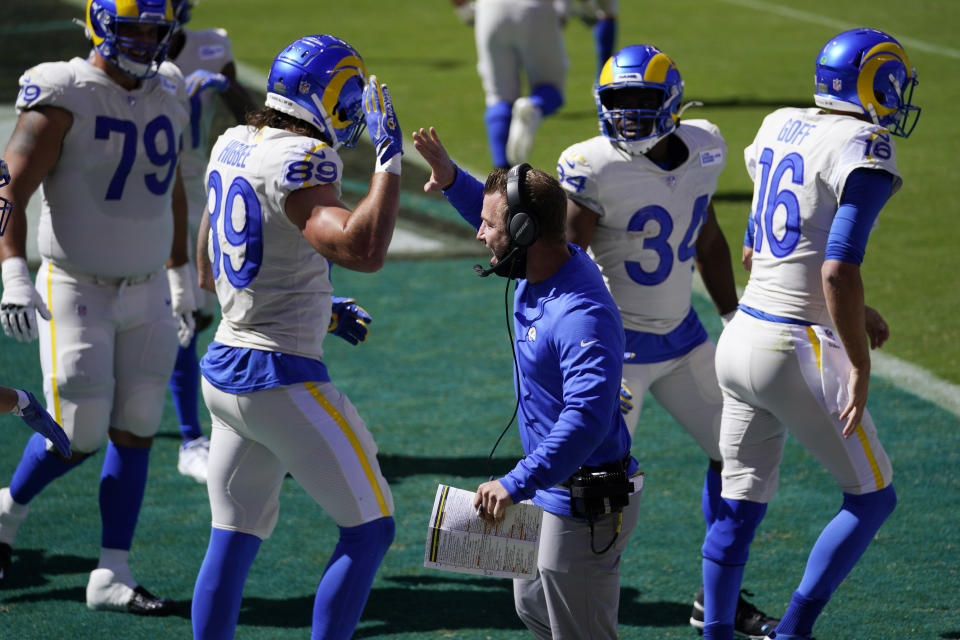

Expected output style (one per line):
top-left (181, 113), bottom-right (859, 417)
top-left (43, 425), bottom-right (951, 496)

top-left (473, 245), bottom-right (522, 277)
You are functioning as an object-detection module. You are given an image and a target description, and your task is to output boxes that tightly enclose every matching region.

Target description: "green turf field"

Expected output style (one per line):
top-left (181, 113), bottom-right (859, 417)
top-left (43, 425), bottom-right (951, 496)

top-left (2, 1), bottom-right (959, 639)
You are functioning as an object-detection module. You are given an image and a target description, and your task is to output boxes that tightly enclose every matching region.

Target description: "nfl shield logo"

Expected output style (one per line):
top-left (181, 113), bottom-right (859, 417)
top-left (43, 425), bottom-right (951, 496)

top-left (665, 176), bottom-right (677, 188)
top-left (299, 81), bottom-right (311, 95)
top-left (832, 78), bottom-right (842, 91)
top-left (127, 96), bottom-right (136, 107)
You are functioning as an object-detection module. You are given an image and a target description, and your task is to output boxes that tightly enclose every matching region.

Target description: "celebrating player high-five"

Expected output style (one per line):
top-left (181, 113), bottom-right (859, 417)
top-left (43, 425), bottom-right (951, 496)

top-left (191, 34), bottom-right (401, 640)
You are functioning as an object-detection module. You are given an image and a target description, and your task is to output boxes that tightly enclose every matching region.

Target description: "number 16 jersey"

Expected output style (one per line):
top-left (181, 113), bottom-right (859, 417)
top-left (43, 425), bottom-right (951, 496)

top-left (739, 107), bottom-right (902, 326)
top-left (205, 125), bottom-right (343, 360)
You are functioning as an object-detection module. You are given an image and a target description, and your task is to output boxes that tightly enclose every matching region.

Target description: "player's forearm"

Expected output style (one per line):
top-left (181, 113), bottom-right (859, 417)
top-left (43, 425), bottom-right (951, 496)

top-left (339, 172), bottom-right (401, 272)
top-left (196, 208), bottom-right (215, 292)
top-left (166, 169), bottom-right (189, 267)
top-left (823, 259), bottom-right (870, 373)
top-left (696, 238), bottom-right (738, 315)
top-left (0, 204), bottom-right (29, 261)
top-left (0, 386), bottom-right (19, 413)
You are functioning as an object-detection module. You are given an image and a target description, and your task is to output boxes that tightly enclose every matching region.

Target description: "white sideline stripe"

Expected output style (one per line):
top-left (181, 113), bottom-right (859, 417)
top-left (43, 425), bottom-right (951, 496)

top-left (718, 0), bottom-right (960, 60)
top-left (691, 274), bottom-right (960, 417)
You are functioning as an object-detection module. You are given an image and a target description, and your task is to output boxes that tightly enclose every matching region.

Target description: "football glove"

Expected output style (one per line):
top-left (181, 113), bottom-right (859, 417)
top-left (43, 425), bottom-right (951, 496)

top-left (1, 256), bottom-right (51, 343)
top-left (619, 379), bottom-right (634, 415)
top-left (328, 297), bottom-right (372, 345)
top-left (363, 76), bottom-right (403, 174)
top-left (11, 389), bottom-right (71, 458)
top-left (184, 69), bottom-right (229, 149)
top-left (166, 263), bottom-right (198, 348)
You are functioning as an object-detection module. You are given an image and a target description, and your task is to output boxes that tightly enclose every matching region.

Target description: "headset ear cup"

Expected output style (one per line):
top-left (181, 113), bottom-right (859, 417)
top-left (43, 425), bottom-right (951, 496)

top-left (506, 163), bottom-right (539, 248)
top-left (509, 211), bottom-right (537, 248)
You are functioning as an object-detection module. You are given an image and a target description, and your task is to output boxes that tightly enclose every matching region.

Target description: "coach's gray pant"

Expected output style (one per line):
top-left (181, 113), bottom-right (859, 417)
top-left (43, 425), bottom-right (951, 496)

top-left (514, 494), bottom-right (642, 639)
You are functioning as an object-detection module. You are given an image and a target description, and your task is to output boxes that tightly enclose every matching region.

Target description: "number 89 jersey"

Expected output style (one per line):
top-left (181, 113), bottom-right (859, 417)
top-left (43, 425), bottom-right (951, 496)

top-left (739, 107), bottom-right (902, 326)
top-left (16, 58), bottom-right (188, 278)
top-left (205, 125), bottom-right (342, 359)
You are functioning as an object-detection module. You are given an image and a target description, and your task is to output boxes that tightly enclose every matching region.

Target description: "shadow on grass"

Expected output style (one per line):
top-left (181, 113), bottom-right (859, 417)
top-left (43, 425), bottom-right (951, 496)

top-left (0, 549), bottom-right (95, 590)
top-left (234, 573), bottom-right (691, 635)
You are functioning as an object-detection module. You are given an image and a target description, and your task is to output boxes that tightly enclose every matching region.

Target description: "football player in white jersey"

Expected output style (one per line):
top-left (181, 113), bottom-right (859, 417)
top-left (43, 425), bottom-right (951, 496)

top-left (0, 0), bottom-right (192, 615)
top-left (163, 0), bottom-right (256, 483)
top-left (557, 44), bottom-right (778, 638)
top-left (454, 0), bottom-right (568, 168)
top-left (190, 34), bottom-right (402, 640)
top-left (700, 28), bottom-right (918, 640)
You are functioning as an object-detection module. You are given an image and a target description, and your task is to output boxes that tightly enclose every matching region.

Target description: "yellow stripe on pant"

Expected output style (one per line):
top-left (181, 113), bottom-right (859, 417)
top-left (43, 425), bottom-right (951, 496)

top-left (44, 263), bottom-right (62, 424)
top-left (303, 381), bottom-right (390, 517)
top-left (805, 326), bottom-right (885, 490)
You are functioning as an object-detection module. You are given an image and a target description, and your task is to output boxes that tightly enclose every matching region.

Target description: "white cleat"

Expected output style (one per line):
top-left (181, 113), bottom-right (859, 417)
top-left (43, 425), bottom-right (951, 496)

top-left (506, 97), bottom-right (543, 166)
top-left (86, 567), bottom-right (177, 616)
top-left (177, 436), bottom-right (210, 484)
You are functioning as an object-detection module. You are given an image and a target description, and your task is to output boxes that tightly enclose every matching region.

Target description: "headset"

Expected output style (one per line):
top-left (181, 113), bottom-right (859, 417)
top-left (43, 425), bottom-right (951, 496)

top-left (474, 163), bottom-right (540, 278)
top-left (506, 162), bottom-right (539, 248)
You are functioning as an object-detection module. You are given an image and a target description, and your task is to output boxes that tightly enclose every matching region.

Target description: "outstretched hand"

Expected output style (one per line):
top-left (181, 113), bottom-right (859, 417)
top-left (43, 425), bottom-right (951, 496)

top-left (411, 127), bottom-right (457, 193)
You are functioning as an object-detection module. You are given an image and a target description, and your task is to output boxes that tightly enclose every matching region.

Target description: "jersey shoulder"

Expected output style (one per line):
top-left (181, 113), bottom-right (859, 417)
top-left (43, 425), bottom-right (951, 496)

top-left (16, 59), bottom-right (83, 112)
top-left (558, 136), bottom-right (621, 174)
top-left (678, 118), bottom-right (725, 146)
top-left (243, 128), bottom-right (345, 192)
top-left (677, 119), bottom-right (727, 170)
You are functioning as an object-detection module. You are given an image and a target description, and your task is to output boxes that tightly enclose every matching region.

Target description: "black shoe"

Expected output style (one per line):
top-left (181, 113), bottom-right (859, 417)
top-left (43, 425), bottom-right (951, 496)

top-left (0, 543), bottom-right (10, 585)
top-left (734, 590), bottom-right (779, 639)
top-left (127, 585), bottom-right (177, 616)
top-left (689, 586), bottom-right (779, 639)
top-left (690, 586), bottom-right (706, 632)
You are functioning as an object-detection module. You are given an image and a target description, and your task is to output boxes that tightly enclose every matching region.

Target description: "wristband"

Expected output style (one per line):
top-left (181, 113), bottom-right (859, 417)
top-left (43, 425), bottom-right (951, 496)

top-left (375, 153), bottom-right (402, 175)
top-left (11, 388), bottom-right (30, 416)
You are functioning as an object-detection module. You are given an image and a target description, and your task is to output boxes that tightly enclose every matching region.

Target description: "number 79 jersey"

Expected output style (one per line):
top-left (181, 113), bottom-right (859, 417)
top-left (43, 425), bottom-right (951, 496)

top-left (205, 125), bottom-right (342, 359)
top-left (16, 57), bottom-right (188, 278)
top-left (557, 120), bottom-right (726, 334)
top-left (739, 107), bottom-right (902, 326)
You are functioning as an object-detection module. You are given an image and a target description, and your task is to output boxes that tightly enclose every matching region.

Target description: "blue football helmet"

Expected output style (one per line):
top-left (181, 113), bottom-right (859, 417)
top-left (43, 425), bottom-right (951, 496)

top-left (265, 35), bottom-right (368, 150)
top-left (814, 28), bottom-right (920, 137)
top-left (85, 0), bottom-right (175, 79)
top-left (595, 45), bottom-right (685, 155)
top-left (0, 159), bottom-right (12, 236)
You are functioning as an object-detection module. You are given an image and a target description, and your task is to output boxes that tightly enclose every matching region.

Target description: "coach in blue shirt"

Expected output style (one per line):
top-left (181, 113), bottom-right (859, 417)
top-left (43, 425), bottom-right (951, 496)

top-left (413, 127), bottom-right (642, 640)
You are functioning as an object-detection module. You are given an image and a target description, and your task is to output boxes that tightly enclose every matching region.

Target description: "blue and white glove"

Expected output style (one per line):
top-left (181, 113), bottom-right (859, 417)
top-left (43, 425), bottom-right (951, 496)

top-left (362, 75), bottom-right (403, 175)
top-left (167, 263), bottom-right (197, 348)
top-left (1, 256), bottom-right (51, 343)
top-left (184, 69), bottom-right (229, 149)
top-left (619, 379), bottom-right (634, 416)
top-left (328, 296), bottom-right (372, 345)
top-left (11, 389), bottom-right (71, 458)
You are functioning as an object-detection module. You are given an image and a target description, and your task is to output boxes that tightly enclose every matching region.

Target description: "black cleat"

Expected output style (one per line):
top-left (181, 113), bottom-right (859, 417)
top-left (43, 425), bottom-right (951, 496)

top-left (127, 585), bottom-right (177, 616)
top-left (690, 586), bottom-right (780, 639)
top-left (0, 543), bottom-right (10, 585)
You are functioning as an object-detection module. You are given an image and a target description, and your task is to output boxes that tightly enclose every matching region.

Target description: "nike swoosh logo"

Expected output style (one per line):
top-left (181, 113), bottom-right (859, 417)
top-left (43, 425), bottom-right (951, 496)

top-left (580, 339), bottom-right (598, 347)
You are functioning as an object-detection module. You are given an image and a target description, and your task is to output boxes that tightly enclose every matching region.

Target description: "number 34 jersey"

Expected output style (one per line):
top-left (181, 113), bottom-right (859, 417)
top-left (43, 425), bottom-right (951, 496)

top-left (739, 107), bottom-right (902, 326)
top-left (557, 119), bottom-right (726, 334)
top-left (205, 125), bottom-right (343, 360)
top-left (16, 58), bottom-right (188, 278)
